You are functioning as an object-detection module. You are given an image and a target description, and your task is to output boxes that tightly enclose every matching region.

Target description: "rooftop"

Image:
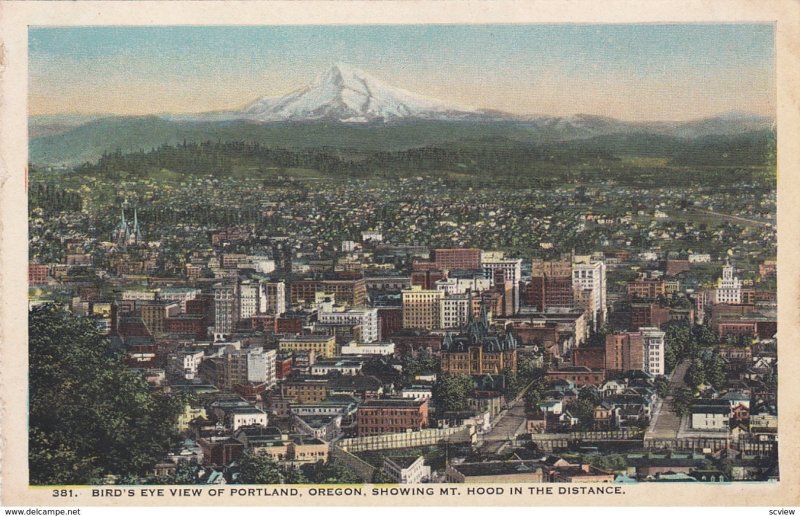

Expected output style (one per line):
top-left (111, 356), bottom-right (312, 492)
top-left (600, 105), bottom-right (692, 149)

top-left (451, 461), bottom-right (544, 477)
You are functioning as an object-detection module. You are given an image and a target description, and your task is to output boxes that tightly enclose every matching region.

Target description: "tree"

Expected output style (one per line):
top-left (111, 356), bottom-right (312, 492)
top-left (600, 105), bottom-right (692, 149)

top-left (590, 454), bottom-right (627, 472)
top-left (568, 399), bottom-right (595, 430)
top-left (692, 324), bottom-right (719, 347)
top-left (704, 353), bottom-right (726, 390)
top-left (237, 452), bottom-right (285, 484)
top-left (686, 359), bottom-right (706, 390)
top-left (29, 305), bottom-right (182, 485)
top-left (502, 368), bottom-right (522, 398)
top-left (578, 386), bottom-right (601, 407)
top-left (433, 374), bottom-right (474, 412)
top-left (673, 387), bottom-right (694, 417)
top-left (304, 460), bottom-right (362, 484)
top-left (283, 466), bottom-right (308, 484)
top-left (402, 352), bottom-right (439, 383)
top-left (653, 376), bottom-right (670, 398)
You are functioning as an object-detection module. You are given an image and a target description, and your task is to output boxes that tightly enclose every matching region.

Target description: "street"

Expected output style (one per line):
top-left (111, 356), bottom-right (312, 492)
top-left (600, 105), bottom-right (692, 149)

top-left (646, 359), bottom-right (690, 440)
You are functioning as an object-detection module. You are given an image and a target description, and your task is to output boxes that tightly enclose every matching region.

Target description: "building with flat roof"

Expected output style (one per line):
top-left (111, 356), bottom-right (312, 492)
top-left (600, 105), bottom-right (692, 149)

top-left (383, 455), bottom-right (431, 484)
top-left (446, 461), bottom-right (546, 483)
top-left (402, 286), bottom-right (444, 330)
top-left (356, 398), bottom-right (429, 437)
top-left (279, 334), bottom-right (337, 358)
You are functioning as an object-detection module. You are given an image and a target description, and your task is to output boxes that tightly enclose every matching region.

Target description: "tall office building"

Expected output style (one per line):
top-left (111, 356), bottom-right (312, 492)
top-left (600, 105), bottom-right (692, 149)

top-left (481, 253), bottom-right (522, 313)
top-left (402, 286), bottom-right (445, 330)
top-left (213, 280), bottom-right (240, 335)
top-left (572, 259), bottom-right (607, 331)
top-left (262, 281), bottom-right (287, 315)
top-left (641, 327), bottom-right (666, 376)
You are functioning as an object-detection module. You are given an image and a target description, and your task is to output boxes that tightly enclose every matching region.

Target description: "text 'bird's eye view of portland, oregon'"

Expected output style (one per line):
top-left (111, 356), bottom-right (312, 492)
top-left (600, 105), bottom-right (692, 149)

top-left (26, 24), bottom-right (778, 490)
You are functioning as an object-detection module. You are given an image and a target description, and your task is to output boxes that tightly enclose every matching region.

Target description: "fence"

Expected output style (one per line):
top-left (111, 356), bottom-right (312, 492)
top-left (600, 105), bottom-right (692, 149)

top-left (337, 425), bottom-right (476, 453)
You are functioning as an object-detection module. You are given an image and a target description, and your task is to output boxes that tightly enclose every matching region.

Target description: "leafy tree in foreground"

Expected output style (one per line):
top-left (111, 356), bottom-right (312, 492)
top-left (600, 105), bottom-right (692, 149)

top-left (306, 460), bottom-right (363, 484)
top-left (653, 376), bottom-right (671, 398)
top-left (433, 374), bottom-right (474, 412)
top-left (29, 305), bottom-right (182, 485)
top-left (672, 387), bottom-right (694, 418)
top-left (237, 452), bottom-right (285, 484)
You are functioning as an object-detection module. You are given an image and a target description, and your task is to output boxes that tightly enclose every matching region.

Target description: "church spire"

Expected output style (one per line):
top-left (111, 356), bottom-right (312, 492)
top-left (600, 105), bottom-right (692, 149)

top-left (132, 207), bottom-right (142, 243)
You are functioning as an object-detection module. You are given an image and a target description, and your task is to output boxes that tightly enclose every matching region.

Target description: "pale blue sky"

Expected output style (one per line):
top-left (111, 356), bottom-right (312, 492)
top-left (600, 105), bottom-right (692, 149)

top-left (29, 24), bottom-right (775, 121)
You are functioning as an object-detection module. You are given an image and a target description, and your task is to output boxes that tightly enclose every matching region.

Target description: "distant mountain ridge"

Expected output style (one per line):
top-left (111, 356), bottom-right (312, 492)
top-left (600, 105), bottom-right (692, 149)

top-left (28, 63), bottom-right (774, 166)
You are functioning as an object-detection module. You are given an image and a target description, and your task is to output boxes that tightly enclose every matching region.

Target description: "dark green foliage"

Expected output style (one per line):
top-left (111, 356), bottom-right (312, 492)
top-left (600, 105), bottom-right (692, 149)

top-left (663, 320), bottom-right (720, 375)
top-left (567, 399), bottom-right (596, 430)
top-left (673, 388), bottom-right (694, 417)
top-left (29, 305), bottom-right (182, 485)
top-left (51, 127), bottom-right (776, 188)
top-left (589, 454), bottom-right (627, 472)
top-left (578, 386), bottom-right (601, 407)
top-left (302, 460), bottom-right (362, 484)
top-left (29, 181), bottom-right (82, 214)
top-left (653, 376), bottom-right (671, 398)
top-left (686, 359), bottom-right (706, 390)
top-left (703, 352), bottom-right (726, 390)
top-left (433, 374), bottom-right (474, 412)
top-left (237, 452), bottom-right (285, 484)
top-left (402, 352), bottom-right (439, 384)
top-left (502, 367), bottom-right (522, 398)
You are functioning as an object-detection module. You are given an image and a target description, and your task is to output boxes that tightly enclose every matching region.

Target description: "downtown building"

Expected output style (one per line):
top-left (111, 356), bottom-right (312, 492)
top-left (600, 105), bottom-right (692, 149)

top-left (714, 261), bottom-right (743, 304)
top-left (640, 327), bottom-right (666, 376)
top-left (431, 248), bottom-right (482, 271)
top-left (223, 347), bottom-right (277, 391)
top-left (239, 280), bottom-right (265, 320)
top-left (317, 306), bottom-right (380, 343)
top-left (481, 252), bottom-right (522, 314)
top-left (288, 274), bottom-right (367, 307)
top-left (402, 286), bottom-right (445, 330)
top-left (572, 258), bottom-right (607, 331)
top-left (356, 398), bottom-right (429, 437)
top-left (605, 329), bottom-right (665, 377)
top-left (213, 280), bottom-right (240, 336)
top-left (261, 281), bottom-right (287, 315)
top-left (440, 307), bottom-right (518, 376)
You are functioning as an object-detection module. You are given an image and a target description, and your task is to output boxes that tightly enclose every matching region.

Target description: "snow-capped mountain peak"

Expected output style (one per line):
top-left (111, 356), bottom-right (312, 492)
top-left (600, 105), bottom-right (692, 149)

top-left (240, 63), bottom-right (481, 123)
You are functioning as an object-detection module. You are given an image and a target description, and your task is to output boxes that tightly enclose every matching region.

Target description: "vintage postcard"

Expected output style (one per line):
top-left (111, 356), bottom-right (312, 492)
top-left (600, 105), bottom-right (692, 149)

top-left (1, 0), bottom-right (799, 510)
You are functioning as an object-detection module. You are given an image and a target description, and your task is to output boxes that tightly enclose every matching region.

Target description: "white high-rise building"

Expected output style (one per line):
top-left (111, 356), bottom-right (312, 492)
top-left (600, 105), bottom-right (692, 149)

top-left (224, 347), bottom-right (277, 389)
top-left (481, 253), bottom-right (522, 313)
top-left (572, 259), bottom-right (607, 331)
top-left (262, 281), bottom-right (286, 315)
top-left (318, 307), bottom-right (380, 343)
top-left (213, 281), bottom-right (240, 336)
top-left (641, 327), bottom-right (665, 376)
top-left (714, 261), bottom-right (742, 304)
top-left (440, 293), bottom-right (473, 329)
top-left (239, 280), bottom-right (263, 320)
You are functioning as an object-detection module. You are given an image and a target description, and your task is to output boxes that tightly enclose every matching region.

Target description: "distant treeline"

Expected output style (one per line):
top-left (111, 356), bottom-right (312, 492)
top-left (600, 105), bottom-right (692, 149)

top-left (71, 130), bottom-right (775, 184)
top-left (72, 139), bottom-right (614, 180)
top-left (29, 183), bottom-right (82, 213)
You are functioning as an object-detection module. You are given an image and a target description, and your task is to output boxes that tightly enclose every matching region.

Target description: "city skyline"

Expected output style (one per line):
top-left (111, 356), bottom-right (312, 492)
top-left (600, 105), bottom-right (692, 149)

top-left (29, 24), bottom-right (775, 121)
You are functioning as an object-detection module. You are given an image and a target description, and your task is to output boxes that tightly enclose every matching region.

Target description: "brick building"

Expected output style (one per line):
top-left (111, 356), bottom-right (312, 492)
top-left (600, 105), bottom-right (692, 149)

top-left (432, 248), bottom-right (481, 271)
top-left (627, 279), bottom-right (666, 299)
top-left (605, 332), bottom-right (645, 374)
top-left (356, 399), bottom-right (429, 437)
top-left (630, 302), bottom-right (670, 330)
top-left (440, 308), bottom-right (518, 375)
top-left (29, 263), bottom-right (49, 285)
